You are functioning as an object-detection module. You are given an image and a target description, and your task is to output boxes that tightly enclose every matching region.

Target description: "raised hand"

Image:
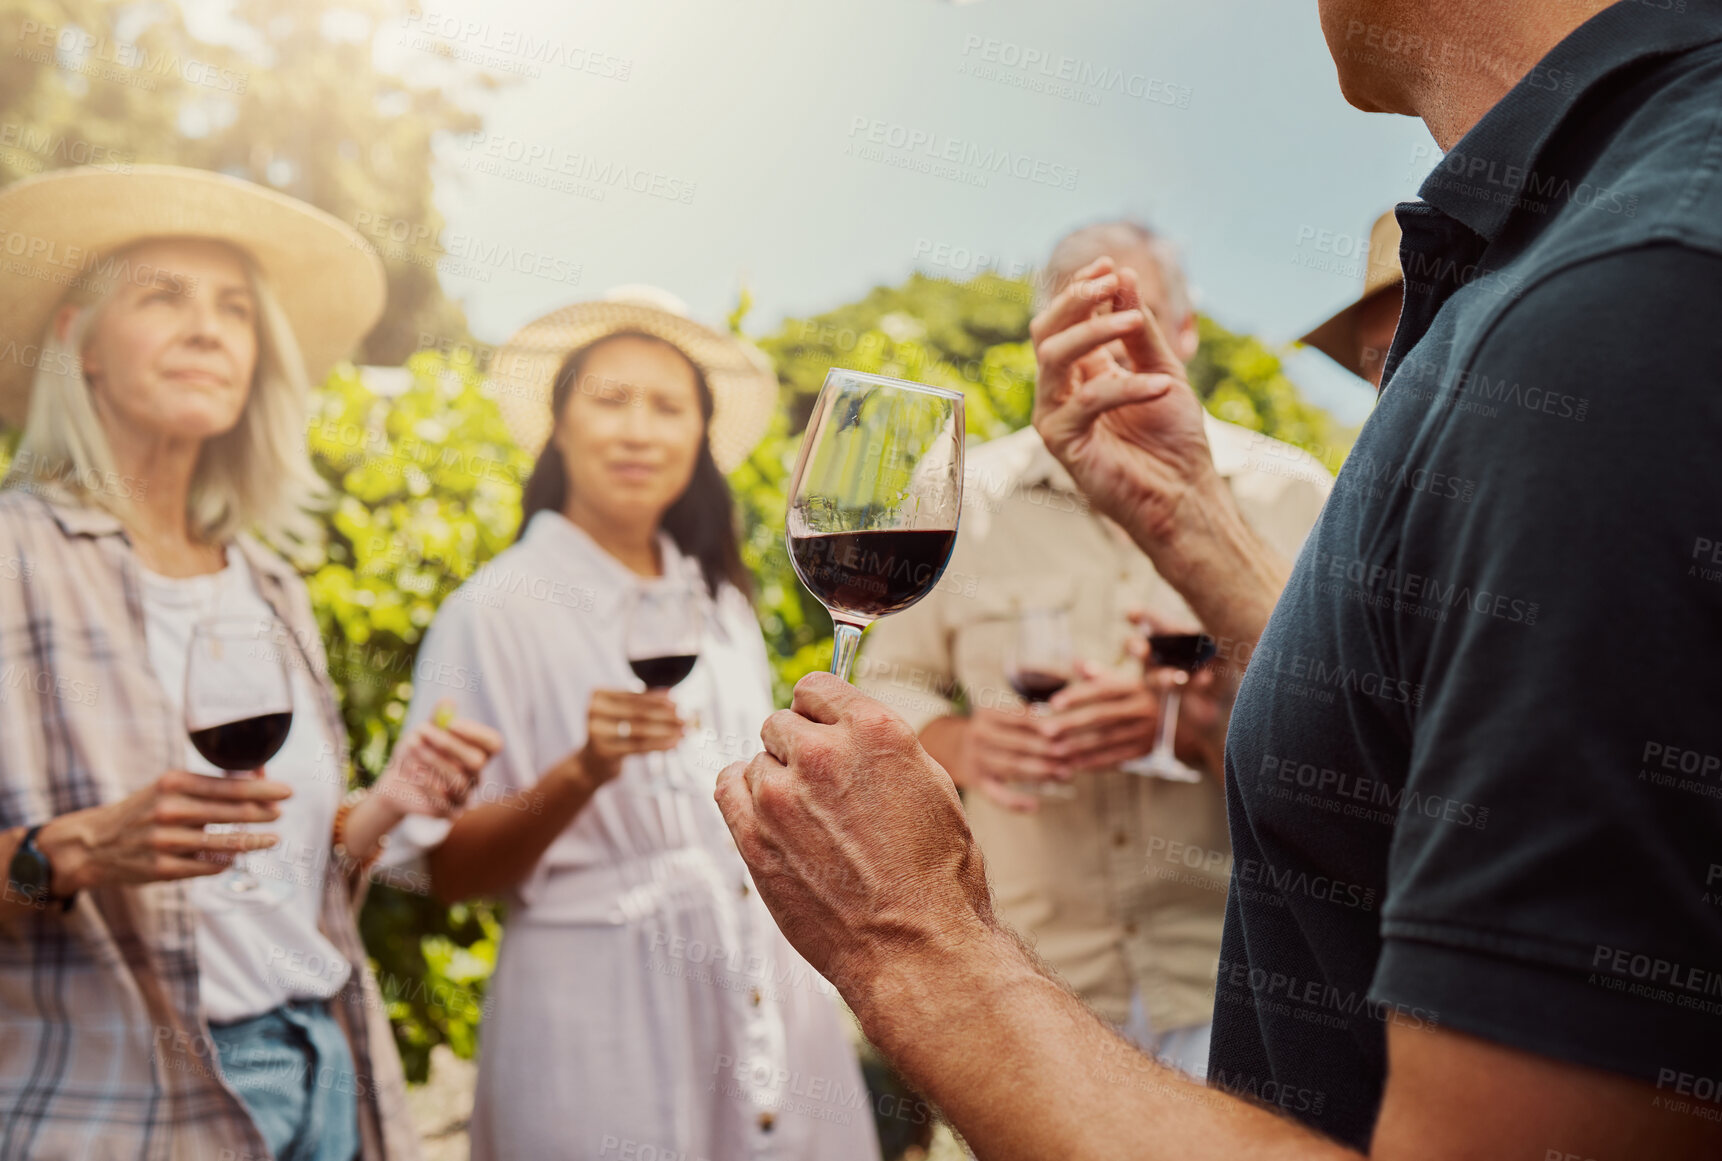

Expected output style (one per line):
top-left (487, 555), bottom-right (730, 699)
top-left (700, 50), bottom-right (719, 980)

top-left (373, 700), bottom-right (504, 819)
top-left (1030, 255), bottom-right (1219, 549)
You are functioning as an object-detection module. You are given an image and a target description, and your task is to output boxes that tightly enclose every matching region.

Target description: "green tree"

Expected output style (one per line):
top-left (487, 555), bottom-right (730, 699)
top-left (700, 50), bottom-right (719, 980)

top-left (304, 349), bottom-right (531, 1081)
top-left (0, 0), bottom-right (495, 362)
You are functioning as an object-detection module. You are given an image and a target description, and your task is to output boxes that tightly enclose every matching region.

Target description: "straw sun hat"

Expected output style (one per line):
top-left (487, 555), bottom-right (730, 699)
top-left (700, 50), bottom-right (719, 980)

top-left (0, 164), bottom-right (386, 426)
top-left (1298, 209), bottom-right (1405, 381)
top-left (486, 285), bottom-right (778, 474)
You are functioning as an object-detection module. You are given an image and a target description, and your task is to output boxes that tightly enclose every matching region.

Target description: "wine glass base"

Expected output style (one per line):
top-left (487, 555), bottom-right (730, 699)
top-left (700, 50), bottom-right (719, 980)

top-left (196, 869), bottom-right (293, 912)
top-left (1126, 756), bottom-right (1204, 783)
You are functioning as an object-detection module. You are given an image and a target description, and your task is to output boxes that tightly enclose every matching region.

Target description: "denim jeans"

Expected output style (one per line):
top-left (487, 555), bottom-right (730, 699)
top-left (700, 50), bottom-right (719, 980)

top-left (209, 999), bottom-right (361, 1161)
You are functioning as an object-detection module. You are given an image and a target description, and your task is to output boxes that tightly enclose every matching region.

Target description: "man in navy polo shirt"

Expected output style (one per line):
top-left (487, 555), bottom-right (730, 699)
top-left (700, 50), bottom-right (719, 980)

top-left (715, 1), bottom-right (1722, 1158)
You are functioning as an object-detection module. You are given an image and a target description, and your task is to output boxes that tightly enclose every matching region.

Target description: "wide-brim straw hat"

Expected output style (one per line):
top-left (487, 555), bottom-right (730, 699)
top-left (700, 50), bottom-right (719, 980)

top-left (487, 285), bottom-right (778, 474)
top-left (1299, 210), bottom-right (1405, 381)
top-left (0, 164), bottom-right (385, 426)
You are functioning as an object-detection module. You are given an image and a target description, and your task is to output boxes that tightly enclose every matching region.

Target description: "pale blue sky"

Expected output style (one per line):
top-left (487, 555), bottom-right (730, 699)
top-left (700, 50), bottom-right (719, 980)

top-left (368, 0), bottom-right (1439, 425)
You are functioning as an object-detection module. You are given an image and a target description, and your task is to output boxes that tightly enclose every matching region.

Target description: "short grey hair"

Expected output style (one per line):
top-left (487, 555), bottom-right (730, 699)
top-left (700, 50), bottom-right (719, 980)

top-left (4, 240), bottom-right (330, 556)
top-left (1038, 220), bottom-right (1192, 319)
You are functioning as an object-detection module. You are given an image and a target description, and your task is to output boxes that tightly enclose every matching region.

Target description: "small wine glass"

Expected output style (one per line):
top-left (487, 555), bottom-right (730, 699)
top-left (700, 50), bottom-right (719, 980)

top-left (624, 581), bottom-right (704, 794)
top-left (185, 615), bottom-right (295, 907)
top-left (786, 369), bottom-right (965, 682)
top-left (1003, 606), bottom-right (1077, 800)
top-left (1130, 632), bottom-right (1218, 783)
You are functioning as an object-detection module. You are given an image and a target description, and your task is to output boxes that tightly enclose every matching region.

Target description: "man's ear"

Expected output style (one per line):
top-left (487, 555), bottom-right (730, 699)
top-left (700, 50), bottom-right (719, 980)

top-left (1174, 312), bottom-right (1199, 363)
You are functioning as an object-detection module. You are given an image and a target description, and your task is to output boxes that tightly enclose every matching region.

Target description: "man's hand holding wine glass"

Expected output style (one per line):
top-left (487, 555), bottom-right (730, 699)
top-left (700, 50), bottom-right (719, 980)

top-left (960, 669), bottom-right (1162, 813)
top-left (715, 672), bottom-right (998, 993)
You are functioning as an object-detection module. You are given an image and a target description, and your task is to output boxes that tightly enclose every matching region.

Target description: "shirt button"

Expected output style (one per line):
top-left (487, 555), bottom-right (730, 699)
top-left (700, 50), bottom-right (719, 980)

top-left (758, 1111), bottom-right (775, 1132)
top-left (740, 882), bottom-right (750, 897)
top-left (1112, 830), bottom-right (1128, 848)
top-left (750, 988), bottom-right (762, 1007)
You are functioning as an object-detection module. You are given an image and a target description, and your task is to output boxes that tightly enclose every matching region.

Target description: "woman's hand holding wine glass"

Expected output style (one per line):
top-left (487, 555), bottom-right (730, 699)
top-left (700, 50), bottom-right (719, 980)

top-left (570, 690), bottom-right (686, 789)
top-left (620, 581), bottom-right (705, 793)
top-left (31, 770), bottom-right (290, 893)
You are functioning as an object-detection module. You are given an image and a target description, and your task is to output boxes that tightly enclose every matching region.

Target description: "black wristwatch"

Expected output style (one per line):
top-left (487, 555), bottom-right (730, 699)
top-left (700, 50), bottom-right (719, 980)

top-left (8, 824), bottom-right (75, 912)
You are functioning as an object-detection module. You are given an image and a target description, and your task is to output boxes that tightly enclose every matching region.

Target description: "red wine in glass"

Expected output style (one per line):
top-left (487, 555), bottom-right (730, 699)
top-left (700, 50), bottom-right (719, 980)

top-left (1008, 671), bottom-right (1070, 704)
top-left (624, 582), bottom-right (705, 801)
top-left (1004, 605), bottom-right (1077, 799)
top-left (184, 616), bottom-right (295, 904)
top-left (1148, 633), bottom-right (1217, 672)
top-left (785, 370), bottom-right (965, 682)
top-left (189, 711), bottom-right (294, 771)
top-left (787, 529), bottom-right (958, 622)
top-left (628, 654), bottom-right (698, 689)
top-left (1134, 632), bottom-right (1216, 782)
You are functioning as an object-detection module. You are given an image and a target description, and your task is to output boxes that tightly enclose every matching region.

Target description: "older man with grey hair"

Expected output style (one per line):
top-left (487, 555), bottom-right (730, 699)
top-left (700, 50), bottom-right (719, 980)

top-left (857, 219), bottom-right (1330, 1077)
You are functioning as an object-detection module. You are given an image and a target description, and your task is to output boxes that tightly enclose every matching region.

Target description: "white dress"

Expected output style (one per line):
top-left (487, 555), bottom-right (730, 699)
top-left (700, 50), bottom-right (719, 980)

top-left (385, 511), bottom-right (879, 1161)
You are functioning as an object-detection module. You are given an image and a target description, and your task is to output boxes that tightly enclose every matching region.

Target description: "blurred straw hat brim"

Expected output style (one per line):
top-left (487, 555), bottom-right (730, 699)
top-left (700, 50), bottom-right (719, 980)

top-left (1299, 209), bottom-right (1405, 381)
top-left (487, 285), bottom-right (778, 474)
top-left (0, 164), bottom-right (385, 426)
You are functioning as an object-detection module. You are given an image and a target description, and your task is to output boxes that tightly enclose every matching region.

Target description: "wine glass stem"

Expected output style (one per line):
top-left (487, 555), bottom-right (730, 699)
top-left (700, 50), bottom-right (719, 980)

top-left (830, 620), bottom-right (864, 682)
top-left (1155, 686), bottom-right (1183, 758)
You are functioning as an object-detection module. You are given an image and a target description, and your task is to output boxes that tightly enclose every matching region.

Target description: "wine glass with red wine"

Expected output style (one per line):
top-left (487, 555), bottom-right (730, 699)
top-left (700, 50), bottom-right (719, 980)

top-left (786, 370), bottom-right (964, 682)
top-left (184, 615), bottom-right (295, 905)
top-left (1004, 606), bottom-right (1077, 800)
top-left (624, 581), bottom-right (705, 792)
top-left (1131, 632), bottom-right (1217, 783)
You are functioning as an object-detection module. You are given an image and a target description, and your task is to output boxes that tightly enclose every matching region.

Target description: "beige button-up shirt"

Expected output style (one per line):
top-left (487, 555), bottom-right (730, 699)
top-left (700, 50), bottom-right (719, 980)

top-left (856, 416), bottom-right (1332, 1034)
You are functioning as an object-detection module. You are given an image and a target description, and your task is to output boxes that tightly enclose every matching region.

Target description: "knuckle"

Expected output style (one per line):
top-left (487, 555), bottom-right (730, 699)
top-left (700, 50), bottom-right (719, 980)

top-left (796, 733), bottom-right (838, 775)
top-left (752, 777), bottom-right (796, 825)
top-left (854, 703), bottom-right (912, 746)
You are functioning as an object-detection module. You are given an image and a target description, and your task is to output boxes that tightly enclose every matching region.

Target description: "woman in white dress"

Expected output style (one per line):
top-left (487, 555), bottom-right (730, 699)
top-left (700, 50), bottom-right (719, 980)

top-left (385, 288), bottom-right (880, 1160)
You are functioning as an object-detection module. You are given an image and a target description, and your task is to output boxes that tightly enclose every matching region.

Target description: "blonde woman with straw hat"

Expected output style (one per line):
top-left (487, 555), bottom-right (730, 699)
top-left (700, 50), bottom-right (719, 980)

top-left (381, 288), bottom-right (880, 1160)
top-left (0, 164), bottom-right (503, 1160)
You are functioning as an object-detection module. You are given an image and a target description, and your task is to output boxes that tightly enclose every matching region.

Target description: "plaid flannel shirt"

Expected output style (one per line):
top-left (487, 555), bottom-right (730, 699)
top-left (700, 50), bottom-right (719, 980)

top-left (0, 488), bottom-right (419, 1161)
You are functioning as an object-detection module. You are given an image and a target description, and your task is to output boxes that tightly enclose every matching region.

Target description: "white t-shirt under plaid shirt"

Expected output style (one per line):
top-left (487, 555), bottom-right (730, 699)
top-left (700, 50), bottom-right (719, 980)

top-left (135, 545), bottom-right (352, 1024)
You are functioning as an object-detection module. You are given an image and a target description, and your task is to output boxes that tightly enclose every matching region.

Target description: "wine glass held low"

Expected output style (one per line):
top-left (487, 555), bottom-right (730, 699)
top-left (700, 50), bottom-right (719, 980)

top-left (1004, 605), bottom-right (1078, 800)
top-left (624, 582), bottom-right (704, 793)
top-left (184, 615), bottom-right (296, 905)
top-left (786, 369), bottom-right (965, 682)
top-left (1131, 631), bottom-right (1219, 783)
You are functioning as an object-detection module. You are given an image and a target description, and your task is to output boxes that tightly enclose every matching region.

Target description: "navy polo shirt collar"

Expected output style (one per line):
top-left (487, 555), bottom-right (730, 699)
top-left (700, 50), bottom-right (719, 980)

top-left (1417, 0), bottom-right (1722, 243)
